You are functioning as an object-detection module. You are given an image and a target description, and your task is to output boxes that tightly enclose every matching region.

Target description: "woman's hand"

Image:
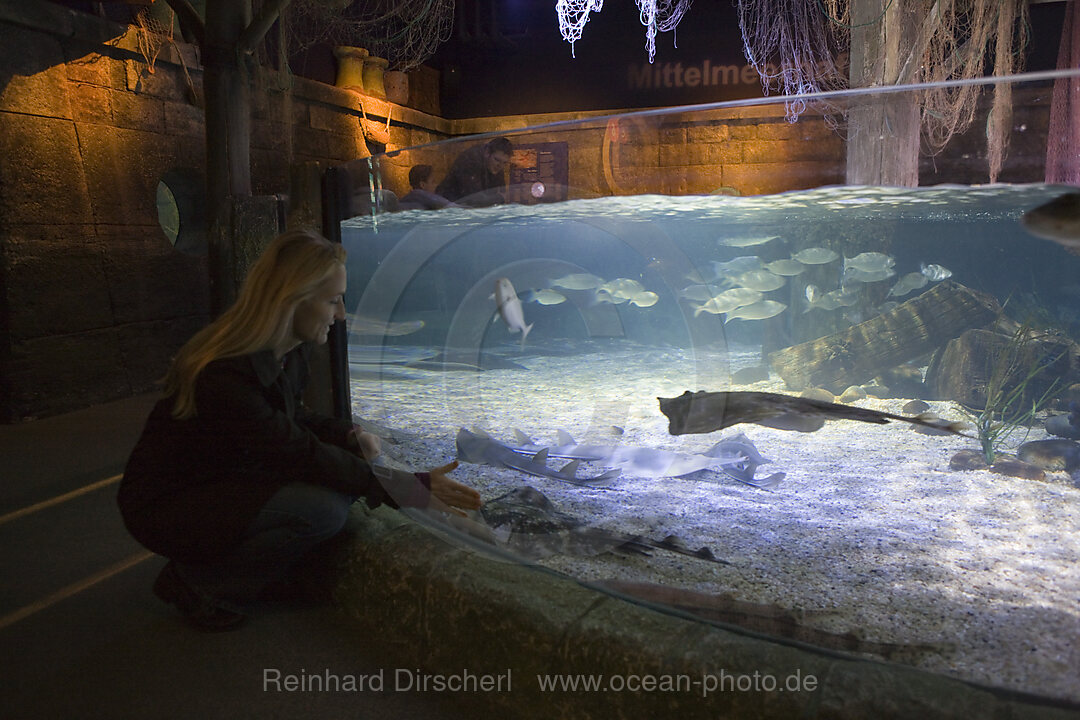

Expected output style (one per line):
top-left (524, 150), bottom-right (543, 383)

top-left (426, 460), bottom-right (482, 516)
top-left (349, 428), bottom-right (382, 461)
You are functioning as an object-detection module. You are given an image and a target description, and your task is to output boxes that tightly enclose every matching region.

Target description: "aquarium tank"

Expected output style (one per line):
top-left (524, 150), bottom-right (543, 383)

top-left (324, 70), bottom-right (1080, 704)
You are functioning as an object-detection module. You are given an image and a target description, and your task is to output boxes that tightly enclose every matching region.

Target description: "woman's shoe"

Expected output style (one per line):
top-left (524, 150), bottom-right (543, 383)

top-left (152, 561), bottom-right (247, 632)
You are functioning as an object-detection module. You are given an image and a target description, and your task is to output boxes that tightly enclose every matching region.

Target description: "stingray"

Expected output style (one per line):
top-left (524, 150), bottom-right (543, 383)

top-left (459, 486), bottom-right (727, 563)
top-left (508, 429), bottom-right (784, 489)
top-left (659, 390), bottom-right (971, 437)
top-left (455, 428), bottom-right (622, 486)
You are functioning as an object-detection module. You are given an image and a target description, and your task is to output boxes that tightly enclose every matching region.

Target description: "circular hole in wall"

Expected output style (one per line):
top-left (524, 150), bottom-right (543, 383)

top-left (156, 168), bottom-right (207, 256)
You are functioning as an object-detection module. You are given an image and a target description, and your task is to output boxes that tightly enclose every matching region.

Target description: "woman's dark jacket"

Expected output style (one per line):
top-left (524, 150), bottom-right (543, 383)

top-left (118, 344), bottom-right (393, 561)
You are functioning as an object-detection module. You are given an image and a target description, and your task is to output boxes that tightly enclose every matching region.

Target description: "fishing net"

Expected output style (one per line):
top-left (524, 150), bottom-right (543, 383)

top-left (735, 0), bottom-right (849, 121)
top-left (131, 5), bottom-right (173, 74)
top-left (735, 0), bottom-right (1028, 177)
top-left (1046, 0), bottom-right (1080, 185)
top-left (916, 0), bottom-right (1028, 166)
top-left (556, 0), bottom-right (693, 62)
top-left (286, 0), bottom-right (454, 71)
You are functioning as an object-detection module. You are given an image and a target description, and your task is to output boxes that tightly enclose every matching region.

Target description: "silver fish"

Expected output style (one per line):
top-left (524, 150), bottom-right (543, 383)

top-left (888, 271), bottom-right (929, 298)
top-left (550, 272), bottom-right (604, 290)
top-left (734, 270), bottom-right (786, 292)
top-left (710, 256), bottom-right (764, 277)
top-left (724, 300), bottom-right (786, 323)
top-left (694, 288), bottom-right (763, 317)
top-left (791, 247), bottom-right (838, 264)
top-left (920, 263), bottom-right (952, 281)
top-left (720, 235), bottom-right (779, 248)
top-left (599, 278), bottom-right (646, 299)
top-left (493, 277), bottom-right (533, 349)
top-left (629, 291), bottom-right (659, 308)
top-left (1021, 192), bottom-right (1080, 249)
top-left (844, 252), bottom-right (894, 273)
top-left (764, 259), bottom-right (807, 276)
top-left (842, 266), bottom-right (895, 285)
top-left (525, 289), bottom-right (567, 305)
top-left (679, 284), bottom-right (718, 302)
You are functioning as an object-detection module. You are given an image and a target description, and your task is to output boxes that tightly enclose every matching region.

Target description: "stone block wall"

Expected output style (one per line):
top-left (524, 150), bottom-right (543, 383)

top-left (0, 3), bottom-right (448, 422)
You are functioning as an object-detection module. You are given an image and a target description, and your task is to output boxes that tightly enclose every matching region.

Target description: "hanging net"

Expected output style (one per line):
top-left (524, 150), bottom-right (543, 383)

top-left (556, 0), bottom-right (693, 62)
top-left (1046, 0), bottom-right (1080, 185)
top-left (735, 0), bottom-right (1029, 180)
top-left (286, 0), bottom-right (454, 71)
top-left (735, 0), bottom-right (849, 121)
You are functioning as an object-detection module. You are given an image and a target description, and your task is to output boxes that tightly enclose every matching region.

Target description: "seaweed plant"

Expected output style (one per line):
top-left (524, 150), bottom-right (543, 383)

top-left (968, 320), bottom-right (1063, 464)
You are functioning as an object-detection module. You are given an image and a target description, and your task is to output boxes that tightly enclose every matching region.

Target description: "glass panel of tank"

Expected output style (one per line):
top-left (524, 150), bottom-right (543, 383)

top-left (330, 71), bottom-right (1080, 703)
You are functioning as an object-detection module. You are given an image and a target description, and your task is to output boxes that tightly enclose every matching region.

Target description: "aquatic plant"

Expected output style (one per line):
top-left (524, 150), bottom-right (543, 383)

top-left (968, 320), bottom-right (1063, 465)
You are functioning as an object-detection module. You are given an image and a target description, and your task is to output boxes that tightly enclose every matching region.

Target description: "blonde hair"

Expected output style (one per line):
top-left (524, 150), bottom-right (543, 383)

top-left (165, 228), bottom-right (347, 419)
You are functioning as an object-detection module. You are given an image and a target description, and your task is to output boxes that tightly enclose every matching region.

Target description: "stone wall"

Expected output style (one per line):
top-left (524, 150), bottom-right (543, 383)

top-left (0, 3), bottom-right (450, 422)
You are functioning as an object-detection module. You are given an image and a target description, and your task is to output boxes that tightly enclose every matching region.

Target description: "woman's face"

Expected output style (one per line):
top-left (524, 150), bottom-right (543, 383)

top-left (291, 264), bottom-right (347, 346)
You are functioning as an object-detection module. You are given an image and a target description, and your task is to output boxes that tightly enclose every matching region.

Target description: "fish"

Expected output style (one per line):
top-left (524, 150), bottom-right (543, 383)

top-left (507, 429), bottom-right (762, 481)
top-left (734, 270), bottom-right (786, 292)
top-left (920, 263), bottom-right (952, 281)
top-left (628, 291), bottom-right (659, 308)
top-left (593, 289), bottom-right (629, 304)
top-left (693, 298), bottom-right (736, 317)
top-left (679, 284), bottom-right (717, 302)
top-left (888, 271), bottom-right (929, 298)
top-left (455, 428), bottom-right (621, 485)
top-left (598, 277), bottom-right (646, 299)
top-left (710, 256), bottom-right (764, 277)
top-left (493, 277), bottom-right (533, 350)
top-left (791, 247), bottom-right (839, 264)
top-left (524, 289), bottom-right (567, 305)
top-left (842, 266), bottom-right (895, 285)
top-left (463, 486), bottom-right (728, 563)
top-left (844, 252), bottom-right (895, 273)
top-left (724, 300), bottom-right (787, 323)
top-left (720, 235), bottom-right (779, 248)
top-left (658, 390), bottom-right (973, 437)
top-left (549, 272), bottom-right (604, 290)
top-left (764, 259), bottom-right (806, 276)
top-left (345, 313), bottom-right (425, 337)
top-left (824, 287), bottom-right (860, 307)
top-left (693, 288), bottom-right (764, 317)
top-left (1020, 192), bottom-right (1080, 250)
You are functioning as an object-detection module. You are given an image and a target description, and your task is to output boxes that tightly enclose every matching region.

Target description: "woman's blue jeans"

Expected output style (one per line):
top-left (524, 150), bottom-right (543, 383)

top-left (172, 482), bottom-right (354, 606)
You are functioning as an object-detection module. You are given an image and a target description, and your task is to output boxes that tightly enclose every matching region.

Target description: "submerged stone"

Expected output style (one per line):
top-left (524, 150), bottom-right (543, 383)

top-left (1045, 414), bottom-right (1080, 440)
top-left (1017, 439), bottom-right (1080, 472)
top-left (950, 449), bottom-right (988, 471)
top-left (989, 456), bottom-right (1046, 482)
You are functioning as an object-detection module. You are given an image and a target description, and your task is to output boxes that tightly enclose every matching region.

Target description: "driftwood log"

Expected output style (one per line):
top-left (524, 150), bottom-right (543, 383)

top-left (925, 328), bottom-right (1075, 408)
top-left (767, 281), bottom-right (1001, 393)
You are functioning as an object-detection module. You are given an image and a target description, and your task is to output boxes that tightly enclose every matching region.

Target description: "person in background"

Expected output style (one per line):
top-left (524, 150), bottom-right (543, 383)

top-left (118, 228), bottom-right (482, 631)
top-left (398, 164), bottom-right (457, 211)
top-left (436, 136), bottom-right (513, 207)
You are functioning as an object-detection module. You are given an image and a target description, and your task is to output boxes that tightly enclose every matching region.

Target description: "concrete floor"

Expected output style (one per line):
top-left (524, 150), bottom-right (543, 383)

top-left (0, 394), bottom-right (474, 720)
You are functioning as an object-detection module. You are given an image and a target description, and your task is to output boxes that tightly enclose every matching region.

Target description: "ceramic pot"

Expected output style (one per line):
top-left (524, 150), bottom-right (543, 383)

top-left (384, 70), bottom-right (409, 105)
top-left (333, 46), bottom-right (368, 92)
top-left (362, 56), bottom-right (389, 99)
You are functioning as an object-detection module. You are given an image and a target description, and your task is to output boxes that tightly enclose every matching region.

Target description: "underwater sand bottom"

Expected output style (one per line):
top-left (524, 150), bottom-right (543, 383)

top-left (350, 341), bottom-right (1080, 703)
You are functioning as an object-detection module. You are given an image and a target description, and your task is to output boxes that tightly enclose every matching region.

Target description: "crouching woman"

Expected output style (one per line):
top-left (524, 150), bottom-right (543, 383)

top-left (118, 229), bottom-right (481, 631)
